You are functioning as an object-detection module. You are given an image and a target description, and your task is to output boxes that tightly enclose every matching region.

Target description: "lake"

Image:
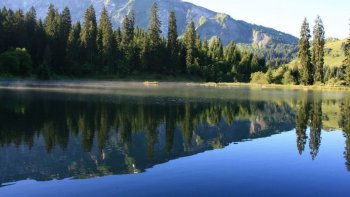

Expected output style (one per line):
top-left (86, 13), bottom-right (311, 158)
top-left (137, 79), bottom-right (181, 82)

top-left (0, 82), bottom-right (350, 197)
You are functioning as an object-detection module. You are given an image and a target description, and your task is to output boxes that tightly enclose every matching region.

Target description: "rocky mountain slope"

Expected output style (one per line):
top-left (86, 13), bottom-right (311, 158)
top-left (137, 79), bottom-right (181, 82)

top-left (0, 0), bottom-right (298, 46)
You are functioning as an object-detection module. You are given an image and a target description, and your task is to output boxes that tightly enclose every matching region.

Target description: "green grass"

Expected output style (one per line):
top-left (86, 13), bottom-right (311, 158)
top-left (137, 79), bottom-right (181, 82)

top-left (287, 38), bottom-right (347, 68)
top-left (193, 82), bottom-right (350, 92)
top-left (324, 38), bottom-right (346, 68)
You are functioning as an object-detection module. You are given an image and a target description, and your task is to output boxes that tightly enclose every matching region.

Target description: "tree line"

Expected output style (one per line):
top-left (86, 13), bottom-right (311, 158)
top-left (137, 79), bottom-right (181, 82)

top-left (1, 4), bottom-right (349, 86)
top-left (0, 3), bottom-right (266, 81)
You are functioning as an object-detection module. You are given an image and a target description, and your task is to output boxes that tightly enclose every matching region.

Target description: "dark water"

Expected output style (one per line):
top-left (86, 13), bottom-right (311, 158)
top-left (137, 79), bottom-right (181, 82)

top-left (0, 85), bottom-right (350, 196)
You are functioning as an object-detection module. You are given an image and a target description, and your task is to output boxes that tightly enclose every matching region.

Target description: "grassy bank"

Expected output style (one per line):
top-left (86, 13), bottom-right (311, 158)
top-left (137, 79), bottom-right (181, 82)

top-left (189, 82), bottom-right (350, 92)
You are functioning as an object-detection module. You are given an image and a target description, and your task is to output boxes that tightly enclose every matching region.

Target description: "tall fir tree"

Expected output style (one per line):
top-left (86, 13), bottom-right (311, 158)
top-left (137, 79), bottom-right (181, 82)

top-left (147, 2), bottom-right (162, 71)
top-left (129, 10), bottom-right (135, 39)
top-left (80, 5), bottom-right (97, 66)
top-left (148, 2), bottom-right (162, 49)
top-left (44, 4), bottom-right (60, 69)
top-left (60, 7), bottom-right (71, 42)
top-left (24, 7), bottom-right (40, 66)
top-left (57, 7), bottom-right (72, 73)
top-left (209, 37), bottom-right (224, 61)
top-left (167, 11), bottom-right (178, 75)
top-left (345, 25), bottom-right (350, 86)
top-left (184, 20), bottom-right (197, 72)
top-left (299, 18), bottom-right (313, 85)
top-left (34, 19), bottom-right (47, 66)
top-left (98, 7), bottom-right (116, 73)
top-left (0, 9), bottom-right (3, 53)
top-left (14, 9), bottom-right (26, 47)
top-left (24, 7), bottom-right (37, 52)
top-left (312, 16), bottom-right (325, 83)
top-left (67, 22), bottom-right (81, 72)
top-left (44, 5), bottom-right (59, 41)
top-left (122, 14), bottom-right (134, 50)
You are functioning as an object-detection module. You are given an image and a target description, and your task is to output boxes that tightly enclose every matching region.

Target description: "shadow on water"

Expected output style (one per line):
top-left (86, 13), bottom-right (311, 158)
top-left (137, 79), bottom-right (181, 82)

top-left (0, 86), bottom-right (350, 186)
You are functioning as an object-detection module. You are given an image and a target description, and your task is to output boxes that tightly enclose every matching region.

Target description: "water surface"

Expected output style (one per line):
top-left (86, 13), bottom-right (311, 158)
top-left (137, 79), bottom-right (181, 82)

top-left (0, 84), bottom-right (349, 196)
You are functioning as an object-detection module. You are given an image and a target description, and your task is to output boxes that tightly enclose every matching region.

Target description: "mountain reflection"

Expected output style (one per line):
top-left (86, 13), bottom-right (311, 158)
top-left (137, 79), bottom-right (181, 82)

top-left (0, 91), bottom-right (349, 185)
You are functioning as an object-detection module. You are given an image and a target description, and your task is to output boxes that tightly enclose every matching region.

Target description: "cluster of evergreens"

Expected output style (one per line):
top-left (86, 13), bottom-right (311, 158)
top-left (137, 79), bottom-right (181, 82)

top-left (0, 4), bottom-right (349, 86)
top-left (238, 43), bottom-right (298, 68)
top-left (345, 32), bottom-right (350, 85)
top-left (251, 17), bottom-right (350, 86)
top-left (0, 3), bottom-right (266, 81)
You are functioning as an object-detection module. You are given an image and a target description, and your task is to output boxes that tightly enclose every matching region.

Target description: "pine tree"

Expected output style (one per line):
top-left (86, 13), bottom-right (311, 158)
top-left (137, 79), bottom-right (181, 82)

top-left (184, 20), bottom-right (197, 72)
top-left (44, 5), bottom-right (59, 41)
top-left (33, 19), bottom-right (46, 67)
top-left (345, 25), bottom-right (350, 86)
top-left (224, 41), bottom-right (236, 63)
top-left (129, 10), bottom-right (135, 39)
top-left (57, 7), bottom-right (72, 73)
top-left (299, 18), bottom-right (313, 85)
top-left (80, 5), bottom-right (97, 66)
top-left (0, 9), bottom-right (3, 53)
top-left (60, 7), bottom-right (71, 42)
top-left (209, 37), bottom-right (223, 60)
top-left (14, 9), bottom-right (26, 48)
top-left (44, 5), bottom-right (60, 69)
top-left (148, 2), bottom-right (162, 49)
top-left (98, 7), bottom-right (116, 72)
top-left (122, 14), bottom-right (133, 50)
top-left (114, 27), bottom-right (122, 47)
top-left (167, 10), bottom-right (178, 75)
top-left (67, 22), bottom-right (81, 71)
top-left (312, 16), bottom-right (325, 83)
top-left (24, 7), bottom-right (39, 65)
top-left (147, 2), bottom-right (162, 72)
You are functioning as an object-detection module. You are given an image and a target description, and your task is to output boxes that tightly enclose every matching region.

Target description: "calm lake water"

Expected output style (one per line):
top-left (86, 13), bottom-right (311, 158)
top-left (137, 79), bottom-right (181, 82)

top-left (0, 83), bottom-right (350, 196)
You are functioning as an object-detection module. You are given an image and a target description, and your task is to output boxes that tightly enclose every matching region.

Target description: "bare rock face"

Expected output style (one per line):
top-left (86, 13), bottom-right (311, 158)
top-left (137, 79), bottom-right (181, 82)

top-left (253, 30), bottom-right (272, 48)
top-left (0, 0), bottom-right (298, 46)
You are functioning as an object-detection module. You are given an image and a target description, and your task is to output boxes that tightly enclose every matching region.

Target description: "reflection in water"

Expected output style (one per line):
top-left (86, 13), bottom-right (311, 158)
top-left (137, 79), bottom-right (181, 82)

top-left (295, 97), bottom-right (323, 159)
top-left (0, 90), bottom-right (349, 186)
top-left (340, 99), bottom-right (350, 170)
top-left (296, 97), bottom-right (310, 154)
top-left (310, 99), bottom-right (322, 159)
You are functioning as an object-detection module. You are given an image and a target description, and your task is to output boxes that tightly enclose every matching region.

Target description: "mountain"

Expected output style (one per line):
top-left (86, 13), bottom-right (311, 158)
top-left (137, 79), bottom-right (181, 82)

top-left (0, 0), bottom-right (298, 46)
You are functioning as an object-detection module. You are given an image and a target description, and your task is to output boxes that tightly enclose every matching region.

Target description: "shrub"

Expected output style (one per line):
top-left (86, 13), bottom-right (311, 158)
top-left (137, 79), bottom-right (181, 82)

top-left (282, 70), bottom-right (297, 85)
top-left (250, 72), bottom-right (269, 84)
top-left (272, 66), bottom-right (286, 84)
top-left (0, 48), bottom-right (32, 77)
top-left (36, 63), bottom-right (51, 80)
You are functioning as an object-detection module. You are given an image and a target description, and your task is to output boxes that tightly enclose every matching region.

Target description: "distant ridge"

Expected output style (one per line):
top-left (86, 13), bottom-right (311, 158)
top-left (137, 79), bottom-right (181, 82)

top-left (0, 0), bottom-right (298, 46)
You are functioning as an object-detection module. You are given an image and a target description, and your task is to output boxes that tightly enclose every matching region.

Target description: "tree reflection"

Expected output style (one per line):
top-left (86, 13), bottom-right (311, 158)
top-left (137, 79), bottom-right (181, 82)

top-left (309, 99), bottom-right (322, 159)
top-left (0, 91), bottom-right (349, 183)
top-left (339, 99), bottom-right (350, 171)
top-left (296, 97), bottom-right (311, 155)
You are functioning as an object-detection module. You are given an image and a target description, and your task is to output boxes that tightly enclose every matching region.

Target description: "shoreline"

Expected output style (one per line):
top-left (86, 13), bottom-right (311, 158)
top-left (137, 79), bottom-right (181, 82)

top-left (0, 80), bottom-right (350, 92)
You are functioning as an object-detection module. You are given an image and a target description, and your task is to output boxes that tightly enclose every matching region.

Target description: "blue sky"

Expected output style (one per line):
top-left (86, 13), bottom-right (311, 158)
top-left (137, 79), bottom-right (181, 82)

top-left (185, 0), bottom-right (349, 39)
